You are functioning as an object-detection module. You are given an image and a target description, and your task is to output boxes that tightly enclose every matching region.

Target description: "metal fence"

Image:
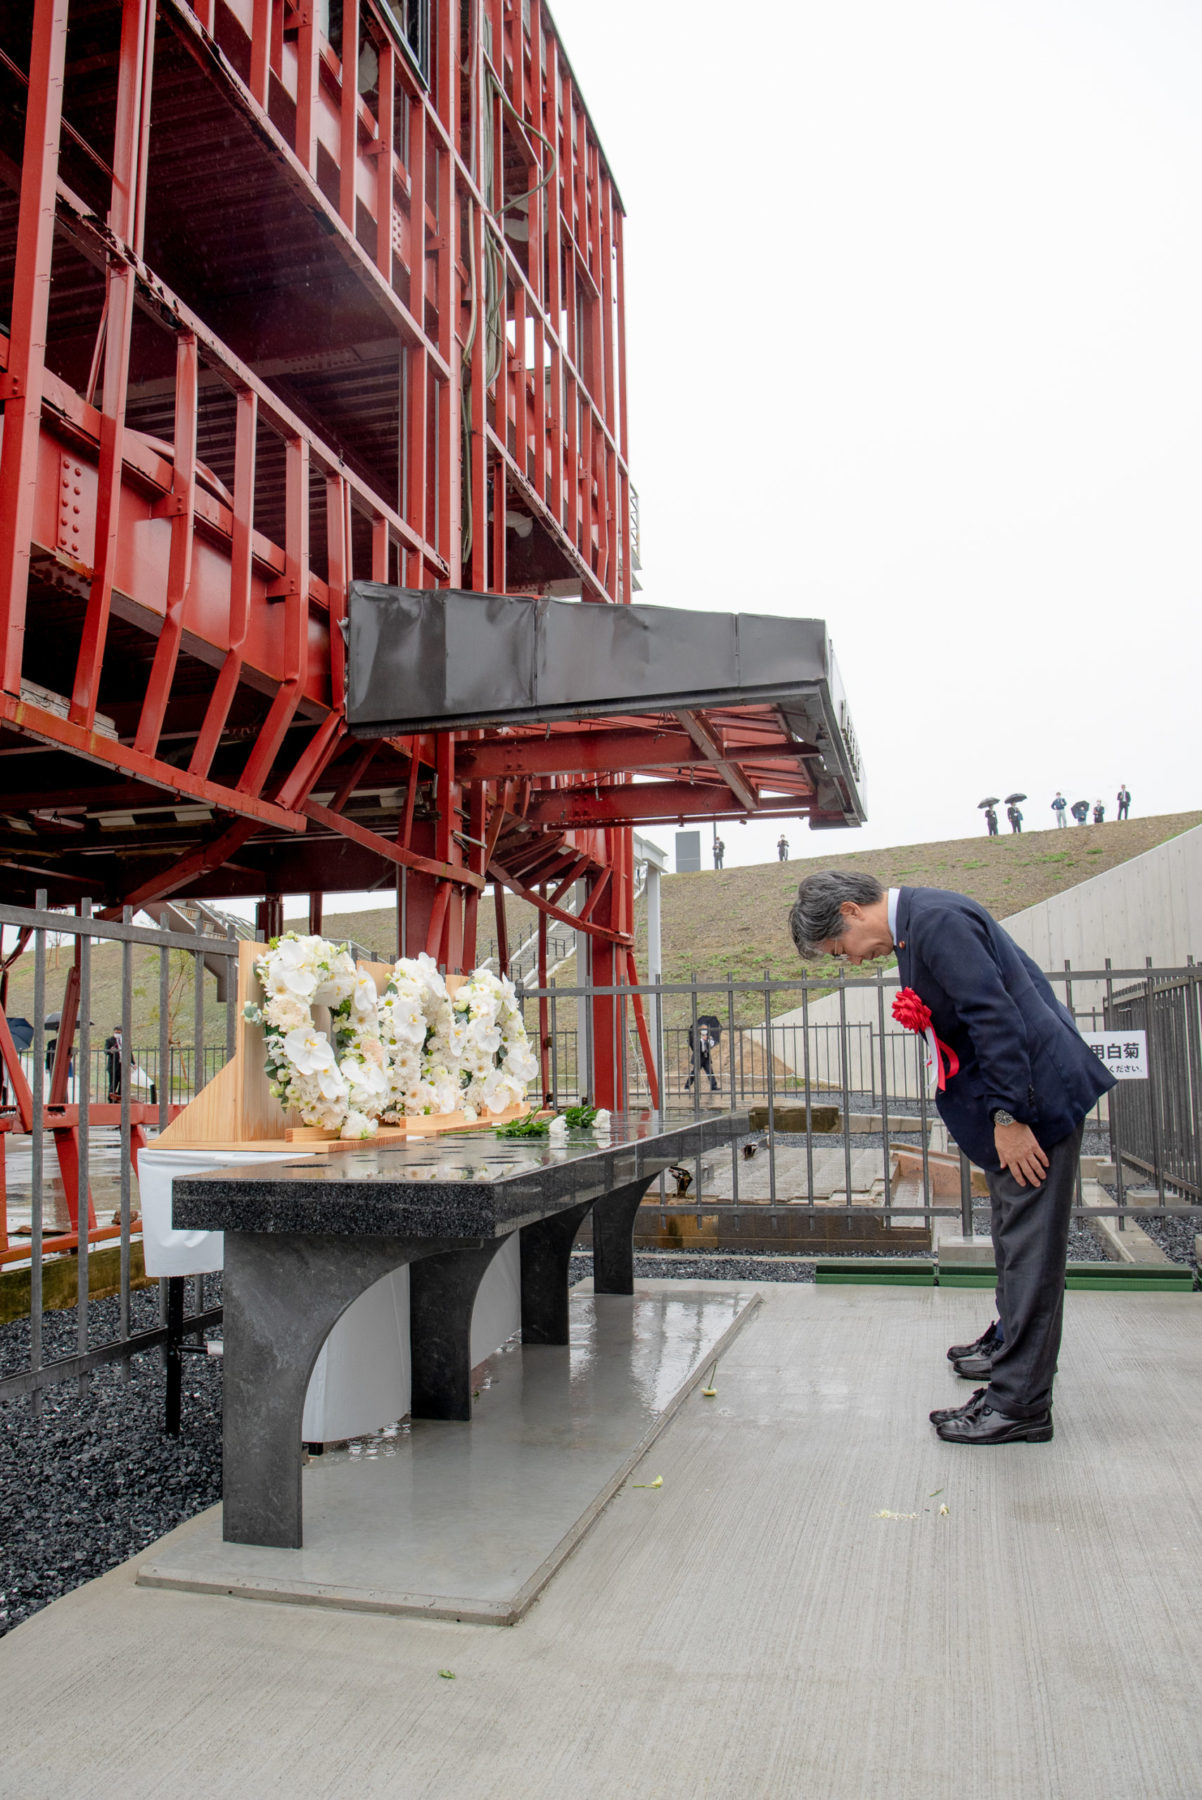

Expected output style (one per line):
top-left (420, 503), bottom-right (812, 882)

top-left (3, 917), bottom-right (1199, 1417)
top-left (0, 896), bottom-right (237, 1412)
top-left (515, 962), bottom-right (1202, 1232)
top-left (1107, 967), bottom-right (1202, 1204)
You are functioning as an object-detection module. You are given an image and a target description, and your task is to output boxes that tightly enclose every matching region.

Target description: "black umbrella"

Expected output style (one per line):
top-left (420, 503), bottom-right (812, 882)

top-left (688, 1014), bottom-right (722, 1045)
top-left (1004, 792), bottom-right (1027, 804)
top-left (5, 1017), bottom-right (32, 1050)
top-left (978, 797), bottom-right (1000, 809)
top-left (42, 1012), bottom-right (93, 1030)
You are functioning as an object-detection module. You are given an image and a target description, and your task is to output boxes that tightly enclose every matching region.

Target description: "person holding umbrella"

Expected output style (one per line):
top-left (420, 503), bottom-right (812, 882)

top-left (684, 1016), bottom-right (722, 1092)
top-left (1071, 799), bottom-right (1089, 825)
top-left (978, 797), bottom-right (1000, 838)
top-left (1005, 791), bottom-right (1026, 834)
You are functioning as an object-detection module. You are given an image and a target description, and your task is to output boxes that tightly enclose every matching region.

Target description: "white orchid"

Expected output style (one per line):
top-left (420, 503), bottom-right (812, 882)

top-left (348, 969), bottom-right (379, 1018)
top-left (282, 1027), bottom-right (337, 1076)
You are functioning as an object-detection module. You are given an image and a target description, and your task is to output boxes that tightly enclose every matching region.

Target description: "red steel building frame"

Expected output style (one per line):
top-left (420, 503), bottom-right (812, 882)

top-left (0, 0), bottom-right (845, 1108)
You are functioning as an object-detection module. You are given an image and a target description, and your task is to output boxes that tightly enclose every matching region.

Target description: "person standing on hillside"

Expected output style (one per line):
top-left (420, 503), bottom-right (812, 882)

top-left (984, 806), bottom-right (999, 837)
top-left (713, 837), bottom-right (725, 870)
top-left (777, 834), bottom-right (789, 862)
top-left (1093, 800), bottom-right (1105, 824)
top-left (1071, 799), bottom-right (1089, 825)
top-left (1117, 784), bottom-right (1131, 820)
top-left (1006, 803), bottom-right (1023, 833)
top-left (1051, 792), bottom-right (1067, 828)
top-left (788, 870), bottom-right (1116, 1445)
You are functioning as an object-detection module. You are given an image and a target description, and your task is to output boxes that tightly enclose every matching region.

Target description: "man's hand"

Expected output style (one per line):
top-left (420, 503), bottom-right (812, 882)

top-left (995, 1120), bottom-right (1049, 1188)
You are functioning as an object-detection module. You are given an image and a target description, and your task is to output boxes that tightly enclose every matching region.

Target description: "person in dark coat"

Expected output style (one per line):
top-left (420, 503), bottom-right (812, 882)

top-left (984, 806), bottom-right (999, 837)
top-left (1093, 800), bottom-right (1104, 824)
top-left (789, 871), bottom-right (1115, 1445)
top-left (777, 834), bottom-right (789, 862)
top-left (105, 1025), bottom-right (123, 1103)
top-left (1006, 803), bottom-right (1023, 834)
top-left (1071, 799), bottom-right (1089, 824)
top-left (684, 1019), bottom-right (720, 1092)
top-left (713, 838), bottom-right (725, 870)
top-left (1116, 785), bottom-right (1131, 820)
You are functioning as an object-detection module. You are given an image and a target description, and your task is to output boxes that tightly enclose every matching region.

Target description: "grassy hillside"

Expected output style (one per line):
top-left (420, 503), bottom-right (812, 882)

top-left (4, 811), bottom-right (1195, 1046)
top-left (634, 810), bottom-right (1201, 1023)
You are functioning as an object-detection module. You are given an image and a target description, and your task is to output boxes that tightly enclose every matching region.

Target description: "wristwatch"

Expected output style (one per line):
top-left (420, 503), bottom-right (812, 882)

top-left (992, 1108), bottom-right (1016, 1128)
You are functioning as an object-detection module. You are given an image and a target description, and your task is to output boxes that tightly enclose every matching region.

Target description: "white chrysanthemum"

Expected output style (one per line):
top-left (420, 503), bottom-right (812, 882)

top-left (340, 1109), bottom-right (377, 1141)
top-left (264, 993), bottom-right (309, 1033)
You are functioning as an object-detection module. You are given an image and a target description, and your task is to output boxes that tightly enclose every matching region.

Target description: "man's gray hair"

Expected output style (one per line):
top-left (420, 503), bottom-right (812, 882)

top-left (788, 870), bottom-right (884, 959)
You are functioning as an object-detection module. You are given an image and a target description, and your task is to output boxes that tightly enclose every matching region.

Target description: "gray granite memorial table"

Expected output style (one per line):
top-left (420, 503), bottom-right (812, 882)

top-left (174, 1109), bottom-right (747, 1549)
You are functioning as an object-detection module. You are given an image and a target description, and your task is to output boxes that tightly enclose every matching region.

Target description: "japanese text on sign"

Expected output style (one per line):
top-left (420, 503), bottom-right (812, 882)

top-left (1081, 1030), bottom-right (1148, 1080)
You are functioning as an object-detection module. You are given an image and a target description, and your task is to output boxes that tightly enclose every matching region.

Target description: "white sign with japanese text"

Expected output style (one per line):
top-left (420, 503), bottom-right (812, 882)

top-left (1081, 1030), bottom-right (1148, 1080)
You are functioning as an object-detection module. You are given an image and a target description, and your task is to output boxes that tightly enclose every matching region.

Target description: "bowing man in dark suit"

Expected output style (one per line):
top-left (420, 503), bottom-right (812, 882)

top-left (789, 871), bottom-right (1116, 1445)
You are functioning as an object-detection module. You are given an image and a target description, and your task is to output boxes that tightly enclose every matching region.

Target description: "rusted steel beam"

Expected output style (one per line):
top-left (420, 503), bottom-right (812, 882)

top-left (525, 782), bottom-right (815, 828)
top-left (455, 728), bottom-right (805, 781)
top-left (114, 818), bottom-right (260, 912)
top-left (0, 0), bottom-right (70, 697)
top-left (487, 858), bottom-right (632, 946)
top-left (236, 435), bottom-right (310, 797)
top-left (0, 694), bottom-right (303, 832)
top-left (70, 0), bottom-right (155, 730)
top-left (303, 800), bottom-right (484, 889)
top-left (134, 331), bottom-right (199, 755)
top-left (673, 709), bottom-right (759, 812)
top-left (188, 384), bottom-right (257, 778)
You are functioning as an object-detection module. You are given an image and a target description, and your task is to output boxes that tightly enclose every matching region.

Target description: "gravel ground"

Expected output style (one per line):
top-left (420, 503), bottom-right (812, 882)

top-left (1128, 1214), bottom-right (1200, 1267)
top-left (571, 1249), bottom-right (818, 1285)
top-left (0, 1292), bottom-right (222, 1641)
top-left (970, 1209), bottom-right (1107, 1261)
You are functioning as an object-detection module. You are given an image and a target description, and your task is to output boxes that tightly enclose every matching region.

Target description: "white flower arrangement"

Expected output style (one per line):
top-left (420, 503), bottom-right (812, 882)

top-left (249, 933), bottom-right (377, 1140)
top-left (451, 968), bottom-right (540, 1116)
top-left (249, 940), bottom-right (541, 1132)
top-left (379, 953), bottom-right (463, 1119)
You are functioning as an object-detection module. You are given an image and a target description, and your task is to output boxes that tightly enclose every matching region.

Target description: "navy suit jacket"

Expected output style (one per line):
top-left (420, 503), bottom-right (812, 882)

top-left (894, 887), bottom-right (1116, 1173)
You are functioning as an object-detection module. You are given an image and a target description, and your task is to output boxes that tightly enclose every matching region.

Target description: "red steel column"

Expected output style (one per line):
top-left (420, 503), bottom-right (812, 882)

top-left (0, 0), bottom-right (70, 697)
top-left (588, 828), bottom-right (633, 1111)
top-left (71, 0), bottom-right (155, 728)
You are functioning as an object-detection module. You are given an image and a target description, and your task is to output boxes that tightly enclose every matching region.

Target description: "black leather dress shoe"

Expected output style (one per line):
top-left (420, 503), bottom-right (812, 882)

top-left (935, 1402), bottom-right (1053, 1444)
top-left (929, 1387), bottom-right (987, 1426)
top-left (953, 1350), bottom-right (994, 1380)
top-left (947, 1319), bottom-right (1000, 1362)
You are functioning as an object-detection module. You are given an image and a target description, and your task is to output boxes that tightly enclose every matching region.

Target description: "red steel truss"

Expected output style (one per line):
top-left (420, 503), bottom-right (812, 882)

top-left (0, 0), bottom-right (849, 1106)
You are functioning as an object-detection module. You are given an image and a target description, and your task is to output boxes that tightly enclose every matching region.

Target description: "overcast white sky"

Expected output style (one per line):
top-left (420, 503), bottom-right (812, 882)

top-left (241, 0), bottom-right (1201, 919)
top-left (552, 0), bottom-right (1202, 871)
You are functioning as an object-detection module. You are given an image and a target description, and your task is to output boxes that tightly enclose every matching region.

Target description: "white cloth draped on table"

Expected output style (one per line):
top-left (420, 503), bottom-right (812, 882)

top-left (136, 1147), bottom-right (521, 1442)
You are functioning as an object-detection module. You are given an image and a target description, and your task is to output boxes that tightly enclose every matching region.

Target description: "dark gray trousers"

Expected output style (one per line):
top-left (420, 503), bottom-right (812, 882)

top-left (984, 1123), bottom-right (1083, 1419)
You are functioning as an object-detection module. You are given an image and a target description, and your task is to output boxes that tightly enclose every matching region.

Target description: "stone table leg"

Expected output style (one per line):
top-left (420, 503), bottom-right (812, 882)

top-left (591, 1175), bottom-right (660, 1295)
top-left (222, 1231), bottom-right (438, 1550)
top-left (519, 1199), bottom-right (593, 1344)
top-left (408, 1237), bottom-right (508, 1421)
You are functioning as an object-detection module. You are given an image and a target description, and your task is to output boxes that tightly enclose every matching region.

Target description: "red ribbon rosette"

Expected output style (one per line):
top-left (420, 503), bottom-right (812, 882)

top-left (891, 987), bottom-right (960, 1091)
